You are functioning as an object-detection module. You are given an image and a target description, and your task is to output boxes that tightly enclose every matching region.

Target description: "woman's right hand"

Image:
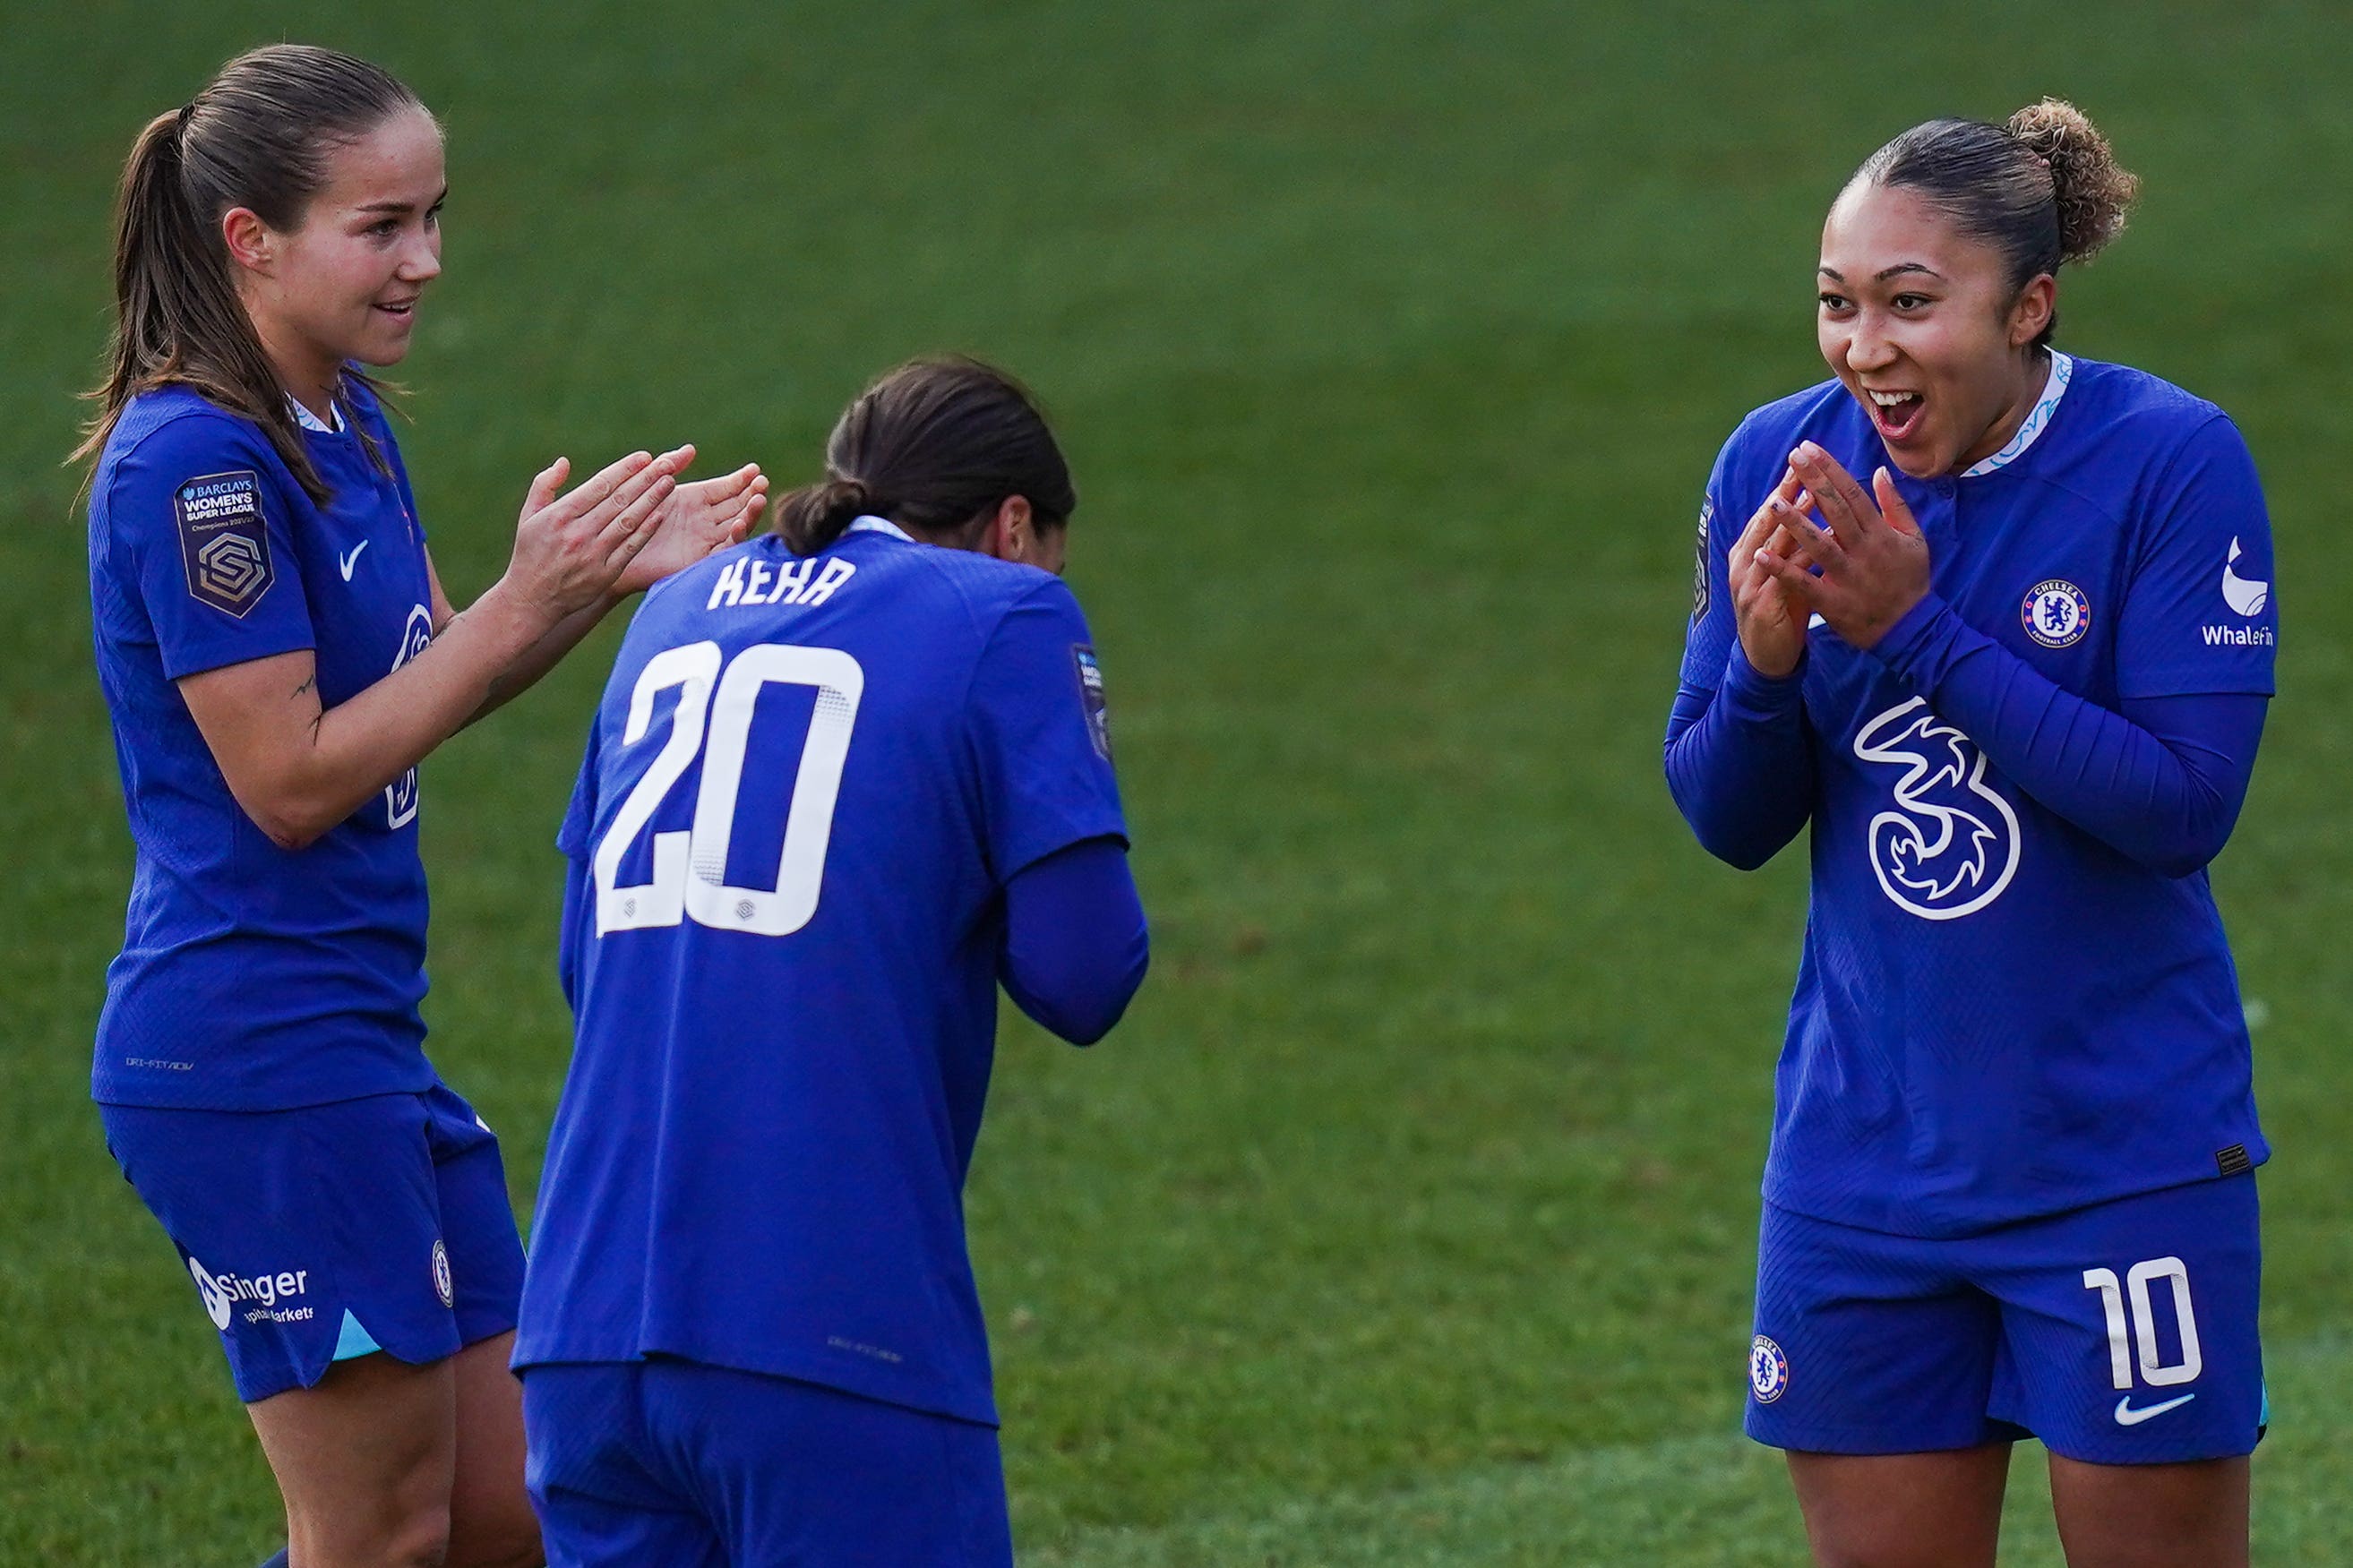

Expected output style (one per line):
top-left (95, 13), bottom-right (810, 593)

top-left (502, 448), bottom-right (690, 628)
top-left (1729, 467), bottom-right (1811, 679)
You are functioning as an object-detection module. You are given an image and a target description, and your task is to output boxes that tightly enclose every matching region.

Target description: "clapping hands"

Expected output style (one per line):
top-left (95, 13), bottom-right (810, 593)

top-left (618, 458), bottom-right (769, 595)
top-left (1735, 442), bottom-right (1932, 670)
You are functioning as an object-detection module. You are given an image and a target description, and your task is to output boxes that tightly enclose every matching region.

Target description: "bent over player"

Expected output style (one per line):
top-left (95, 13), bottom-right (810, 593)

top-left (82, 45), bottom-right (761, 1568)
top-left (514, 357), bottom-right (1150, 1567)
top-left (1666, 102), bottom-right (2277, 1567)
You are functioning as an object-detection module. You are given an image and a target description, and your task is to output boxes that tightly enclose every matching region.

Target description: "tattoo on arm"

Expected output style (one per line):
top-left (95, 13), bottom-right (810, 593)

top-left (290, 673), bottom-right (322, 746)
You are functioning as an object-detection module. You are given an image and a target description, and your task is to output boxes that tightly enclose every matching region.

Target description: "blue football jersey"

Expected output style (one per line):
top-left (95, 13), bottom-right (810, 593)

top-left (90, 381), bottom-right (439, 1111)
top-left (515, 519), bottom-right (1129, 1427)
top-left (1683, 355), bottom-right (2278, 1236)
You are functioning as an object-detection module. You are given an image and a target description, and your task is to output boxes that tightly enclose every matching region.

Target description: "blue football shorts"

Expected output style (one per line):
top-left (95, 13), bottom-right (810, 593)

top-left (101, 1081), bottom-right (526, 1403)
top-left (521, 1358), bottom-right (1013, 1568)
top-left (1747, 1173), bottom-right (2263, 1464)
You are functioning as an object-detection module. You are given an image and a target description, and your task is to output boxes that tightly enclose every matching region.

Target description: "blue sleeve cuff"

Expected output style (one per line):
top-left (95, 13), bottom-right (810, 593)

top-left (999, 836), bottom-right (1148, 1046)
top-left (1720, 639), bottom-right (1808, 717)
top-left (1867, 593), bottom-right (1960, 684)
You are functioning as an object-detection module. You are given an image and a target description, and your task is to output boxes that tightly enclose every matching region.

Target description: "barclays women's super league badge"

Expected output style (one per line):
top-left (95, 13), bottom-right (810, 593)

top-left (2022, 578), bottom-right (2092, 649)
top-left (173, 470), bottom-right (274, 617)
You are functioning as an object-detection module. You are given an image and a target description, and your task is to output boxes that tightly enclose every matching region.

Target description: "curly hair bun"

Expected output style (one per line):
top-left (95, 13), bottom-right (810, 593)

top-left (2007, 99), bottom-right (2140, 265)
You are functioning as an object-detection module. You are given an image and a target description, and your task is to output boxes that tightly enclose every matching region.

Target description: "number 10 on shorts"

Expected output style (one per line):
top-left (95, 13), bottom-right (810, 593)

top-left (2082, 1258), bottom-right (2202, 1390)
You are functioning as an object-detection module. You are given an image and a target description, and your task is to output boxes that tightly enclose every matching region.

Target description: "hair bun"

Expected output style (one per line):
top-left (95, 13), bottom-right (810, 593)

top-left (815, 476), bottom-right (872, 524)
top-left (775, 475), bottom-right (886, 554)
top-left (2007, 98), bottom-right (2139, 265)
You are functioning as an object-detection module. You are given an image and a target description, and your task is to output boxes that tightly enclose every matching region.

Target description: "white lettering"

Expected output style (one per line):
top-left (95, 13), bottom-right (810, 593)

top-left (826, 1333), bottom-right (905, 1364)
top-left (700, 556), bottom-right (854, 610)
top-left (802, 558), bottom-right (857, 607)
top-left (770, 557), bottom-right (817, 604)
top-left (243, 1305), bottom-right (315, 1325)
top-left (2201, 624), bottom-right (2276, 647)
top-left (181, 494), bottom-right (255, 521)
top-left (707, 560), bottom-right (748, 609)
top-left (212, 1264), bottom-right (313, 1308)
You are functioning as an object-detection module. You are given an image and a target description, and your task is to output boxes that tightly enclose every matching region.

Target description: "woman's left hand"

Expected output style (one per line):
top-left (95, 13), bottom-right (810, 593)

top-left (616, 455), bottom-right (769, 595)
top-left (1752, 442), bottom-right (1932, 651)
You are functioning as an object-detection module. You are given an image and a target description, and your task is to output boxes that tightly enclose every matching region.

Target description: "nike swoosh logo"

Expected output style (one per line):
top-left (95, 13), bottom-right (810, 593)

top-left (2114, 1392), bottom-right (2196, 1426)
top-left (339, 540), bottom-right (369, 580)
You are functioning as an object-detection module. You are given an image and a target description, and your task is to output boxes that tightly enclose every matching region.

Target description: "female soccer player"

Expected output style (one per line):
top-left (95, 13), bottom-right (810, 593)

top-left (1666, 102), bottom-right (2276, 1568)
top-left (512, 356), bottom-right (1149, 1566)
top-left (82, 46), bottom-right (764, 1568)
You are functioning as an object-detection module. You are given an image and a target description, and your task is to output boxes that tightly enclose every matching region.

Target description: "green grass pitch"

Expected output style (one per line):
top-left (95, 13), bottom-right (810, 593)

top-left (4, 2), bottom-right (2350, 1562)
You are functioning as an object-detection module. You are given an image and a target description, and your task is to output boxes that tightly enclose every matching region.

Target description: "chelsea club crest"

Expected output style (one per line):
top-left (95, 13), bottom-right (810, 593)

top-left (1749, 1334), bottom-right (1790, 1403)
top-left (2022, 578), bottom-right (2091, 649)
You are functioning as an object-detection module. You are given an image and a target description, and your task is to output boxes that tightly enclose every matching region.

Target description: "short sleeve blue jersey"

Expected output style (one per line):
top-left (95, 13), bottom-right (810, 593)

top-left (513, 519), bottom-right (1129, 1427)
top-left (1681, 355), bottom-right (2278, 1237)
top-left (89, 382), bottom-right (439, 1111)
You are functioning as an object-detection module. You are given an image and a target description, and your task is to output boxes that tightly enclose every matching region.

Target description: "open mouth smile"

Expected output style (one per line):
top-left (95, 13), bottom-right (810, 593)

top-left (1863, 386), bottom-right (1925, 442)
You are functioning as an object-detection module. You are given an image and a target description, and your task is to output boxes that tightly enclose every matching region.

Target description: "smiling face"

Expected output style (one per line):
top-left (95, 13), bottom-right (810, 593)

top-left (229, 107), bottom-right (445, 397)
top-left (1816, 179), bottom-right (2056, 477)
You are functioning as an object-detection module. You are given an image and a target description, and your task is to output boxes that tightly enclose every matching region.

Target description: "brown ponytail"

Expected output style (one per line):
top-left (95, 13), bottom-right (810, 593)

top-left (775, 478), bottom-right (887, 556)
top-left (73, 45), bottom-right (427, 502)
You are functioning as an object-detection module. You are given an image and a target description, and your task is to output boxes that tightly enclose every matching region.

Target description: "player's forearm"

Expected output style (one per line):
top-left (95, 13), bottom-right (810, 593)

top-left (999, 838), bottom-right (1149, 1046)
top-left (1663, 647), bottom-right (1816, 870)
top-left (463, 590), bottom-right (623, 727)
top-left (253, 587), bottom-right (548, 845)
top-left (1871, 595), bottom-right (2265, 876)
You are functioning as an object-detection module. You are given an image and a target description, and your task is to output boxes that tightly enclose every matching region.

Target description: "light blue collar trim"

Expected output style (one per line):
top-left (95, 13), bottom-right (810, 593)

top-left (846, 513), bottom-right (913, 542)
top-left (1960, 350), bottom-right (2072, 478)
top-left (288, 394), bottom-right (345, 434)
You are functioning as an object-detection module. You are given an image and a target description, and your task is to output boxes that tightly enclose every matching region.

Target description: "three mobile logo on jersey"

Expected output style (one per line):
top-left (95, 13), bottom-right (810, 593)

top-left (383, 605), bottom-right (434, 828)
top-left (1852, 698), bottom-right (2022, 921)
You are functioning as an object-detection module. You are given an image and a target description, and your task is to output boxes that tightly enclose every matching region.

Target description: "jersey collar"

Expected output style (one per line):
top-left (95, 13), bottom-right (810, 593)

top-left (1959, 350), bottom-right (2073, 479)
top-left (287, 394), bottom-right (347, 434)
top-left (846, 513), bottom-right (914, 543)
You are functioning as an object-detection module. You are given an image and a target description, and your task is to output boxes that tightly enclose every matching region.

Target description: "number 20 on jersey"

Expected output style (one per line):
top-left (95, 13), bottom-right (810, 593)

top-left (592, 641), bottom-right (864, 938)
